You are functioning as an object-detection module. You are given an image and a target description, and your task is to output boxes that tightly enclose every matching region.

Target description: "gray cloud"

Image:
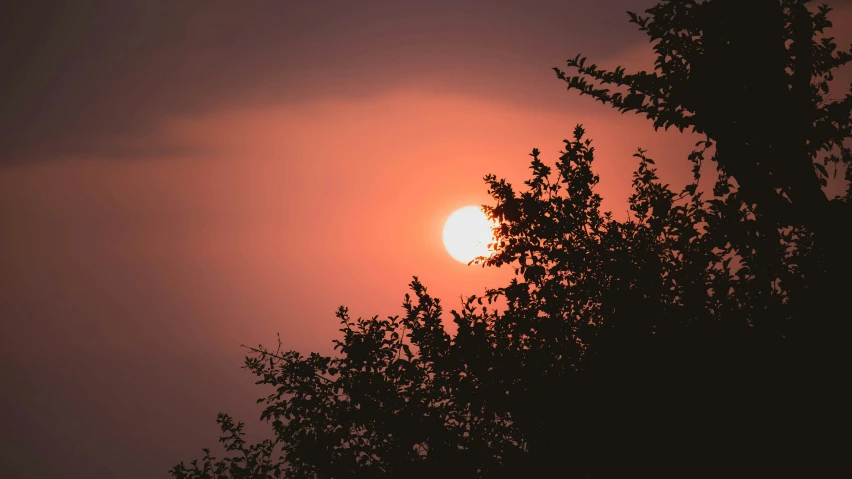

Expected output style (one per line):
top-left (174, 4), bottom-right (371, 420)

top-left (1, 0), bottom-right (652, 164)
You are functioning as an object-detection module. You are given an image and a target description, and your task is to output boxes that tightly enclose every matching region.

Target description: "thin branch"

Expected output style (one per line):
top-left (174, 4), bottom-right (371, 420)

top-left (240, 344), bottom-right (334, 383)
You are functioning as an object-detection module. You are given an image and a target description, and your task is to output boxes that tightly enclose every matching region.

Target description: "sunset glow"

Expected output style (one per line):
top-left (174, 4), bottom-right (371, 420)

top-left (7, 0), bottom-right (851, 476)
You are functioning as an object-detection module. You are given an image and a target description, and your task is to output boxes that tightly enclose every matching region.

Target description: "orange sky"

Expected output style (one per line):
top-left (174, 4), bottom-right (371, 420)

top-left (1, 1), bottom-right (850, 477)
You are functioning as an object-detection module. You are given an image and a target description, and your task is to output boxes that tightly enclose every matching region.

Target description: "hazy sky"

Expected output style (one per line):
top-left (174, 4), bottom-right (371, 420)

top-left (1, 1), bottom-right (850, 477)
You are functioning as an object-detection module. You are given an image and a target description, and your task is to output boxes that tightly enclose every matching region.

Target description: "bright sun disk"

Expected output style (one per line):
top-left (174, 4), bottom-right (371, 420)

top-left (442, 206), bottom-right (496, 264)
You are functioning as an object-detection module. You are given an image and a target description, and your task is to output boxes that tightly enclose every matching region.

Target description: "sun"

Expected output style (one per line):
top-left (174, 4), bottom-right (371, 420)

top-left (442, 206), bottom-right (496, 264)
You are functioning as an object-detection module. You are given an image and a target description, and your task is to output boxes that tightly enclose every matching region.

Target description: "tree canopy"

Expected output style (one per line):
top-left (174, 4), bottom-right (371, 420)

top-left (172, 1), bottom-right (851, 477)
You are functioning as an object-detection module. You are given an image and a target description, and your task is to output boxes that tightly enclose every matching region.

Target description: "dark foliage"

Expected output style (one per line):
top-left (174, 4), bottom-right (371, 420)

top-left (172, 1), bottom-right (851, 477)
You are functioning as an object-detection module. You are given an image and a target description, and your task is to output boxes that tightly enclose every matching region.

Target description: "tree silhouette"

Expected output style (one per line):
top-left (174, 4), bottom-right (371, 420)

top-left (172, 1), bottom-right (851, 477)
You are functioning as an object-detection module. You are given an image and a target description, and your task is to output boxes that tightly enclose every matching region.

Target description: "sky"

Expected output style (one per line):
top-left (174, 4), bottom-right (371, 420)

top-left (1, 1), bottom-right (850, 477)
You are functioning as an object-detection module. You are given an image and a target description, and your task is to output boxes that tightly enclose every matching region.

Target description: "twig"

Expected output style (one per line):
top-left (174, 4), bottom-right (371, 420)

top-left (240, 344), bottom-right (334, 383)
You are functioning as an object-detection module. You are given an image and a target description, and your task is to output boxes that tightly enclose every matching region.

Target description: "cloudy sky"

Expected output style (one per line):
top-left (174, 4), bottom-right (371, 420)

top-left (1, 1), bottom-right (850, 477)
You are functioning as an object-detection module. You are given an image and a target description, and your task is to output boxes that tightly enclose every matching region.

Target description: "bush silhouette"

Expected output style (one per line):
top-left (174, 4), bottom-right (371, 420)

top-left (172, 1), bottom-right (851, 477)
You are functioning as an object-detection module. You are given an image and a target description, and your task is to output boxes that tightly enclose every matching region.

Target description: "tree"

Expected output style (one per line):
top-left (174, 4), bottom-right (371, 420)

top-left (555, 0), bottom-right (851, 227)
top-left (172, 1), bottom-right (851, 477)
top-left (554, 0), bottom-right (852, 421)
